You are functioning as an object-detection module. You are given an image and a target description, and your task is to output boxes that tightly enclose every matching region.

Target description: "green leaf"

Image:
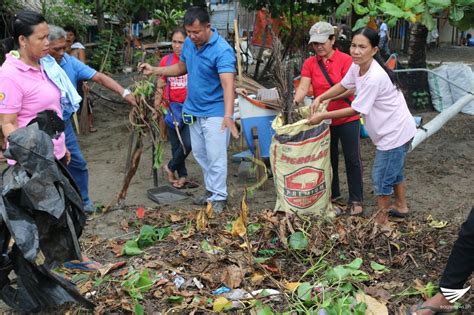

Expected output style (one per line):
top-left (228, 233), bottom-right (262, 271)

top-left (258, 248), bottom-right (276, 256)
top-left (377, 2), bottom-right (406, 17)
top-left (422, 8), bottom-right (436, 30)
top-left (256, 304), bottom-right (274, 315)
top-left (368, 0), bottom-right (376, 11)
top-left (449, 5), bottom-right (465, 21)
top-left (134, 303), bottom-right (145, 315)
top-left (135, 269), bottom-right (153, 292)
top-left (370, 261), bottom-right (390, 272)
top-left (404, 0), bottom-right (423, 9)
top-left (352, 16), bottom-right (370, 31)
top-left (387, 17), bottom-right (399, 28)
top-left (122, 240), bottom-right (143, 256)
top-left (454, 0), bottom-right (473, 5)
top-left (297, 282), bottom-right (312, 301)
top-left (426, 0), bottom-right (451, 8)
top-left (157, 226), bottom-right (171, 240)
top-left (168, 295), bottom-right (184, 303)
top-left (346, 258), bottom-right (363, 270)
top-left (247, 223), bottom-right (262, 236)
top-left (289, 231), bottom-right (308, 250)
top-left (137, 225), bottom-right (157, 248)
top-left (254, 256), bottom-right (271, 263)
top-left (336, 0), bottom-right (352, 17)
top-left (353, 3), bottom-right (369, 15)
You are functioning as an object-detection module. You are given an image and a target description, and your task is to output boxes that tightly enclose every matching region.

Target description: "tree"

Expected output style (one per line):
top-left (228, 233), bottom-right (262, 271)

top-left (335, 0), bottom-right (474, 109)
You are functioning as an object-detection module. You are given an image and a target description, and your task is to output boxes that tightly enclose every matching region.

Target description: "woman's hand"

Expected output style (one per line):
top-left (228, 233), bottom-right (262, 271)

top-left (307, 112), bottom-right (326, 125)
top-left (310, 97), bottom-right (321, 114)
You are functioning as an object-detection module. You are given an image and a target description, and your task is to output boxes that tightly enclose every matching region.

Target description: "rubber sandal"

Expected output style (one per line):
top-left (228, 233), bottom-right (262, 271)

top-left (388, 208), bottom-right (409, 218)
top-left (64, 260), bottom-right (101, 271)
top-left (334, 205), bottom-right (346, 217)
top-left (89, 127), bottom-right (98, 133)
top-left (173, 181), bottom-right (199, 189)
top-left (406, 302), bottom-right (457, 315)
top-left (349, 201), bottom-right (364, 216)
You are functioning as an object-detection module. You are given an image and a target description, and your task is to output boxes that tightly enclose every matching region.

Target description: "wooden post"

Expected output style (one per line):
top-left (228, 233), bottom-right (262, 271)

top-left (251, 127), bottom-right (264, 185)
top-left (79, 86), bottom-right (89, 135)
top-left (234, 19), bottom-right (242, 86)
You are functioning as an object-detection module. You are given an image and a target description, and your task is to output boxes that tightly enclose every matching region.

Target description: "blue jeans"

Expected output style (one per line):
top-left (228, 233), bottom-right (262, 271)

top-left (167, 123), bottom-right (191, 178)
top-left (64, 119), bottom-right (91, 207)
top-left (189, 117), bottom-right (229, 202)
top-left (372, 140), bottom-right (411, 196)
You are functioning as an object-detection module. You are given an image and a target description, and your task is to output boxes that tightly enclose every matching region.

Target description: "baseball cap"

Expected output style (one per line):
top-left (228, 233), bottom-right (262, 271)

top-left (308, 22), bottom-right (335, 44)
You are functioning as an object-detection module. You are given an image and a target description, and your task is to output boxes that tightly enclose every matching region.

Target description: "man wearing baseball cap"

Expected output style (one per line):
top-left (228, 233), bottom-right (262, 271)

top-left (294, 21), bottom-right (364, 216)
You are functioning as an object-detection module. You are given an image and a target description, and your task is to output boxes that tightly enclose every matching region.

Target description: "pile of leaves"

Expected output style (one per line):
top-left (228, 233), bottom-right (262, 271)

top-left (66, 200), bottom-right (465, 314)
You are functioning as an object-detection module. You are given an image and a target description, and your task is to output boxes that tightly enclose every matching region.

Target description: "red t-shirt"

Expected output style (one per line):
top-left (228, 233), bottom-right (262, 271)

top-left (301, 49), bottom-right (359, 126)
top-left (158, 53), bottom-right (187, 104)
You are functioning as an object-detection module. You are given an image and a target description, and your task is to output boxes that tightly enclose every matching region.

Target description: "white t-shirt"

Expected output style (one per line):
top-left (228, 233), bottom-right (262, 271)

top-left (341, 60), bottom-right (416, 150)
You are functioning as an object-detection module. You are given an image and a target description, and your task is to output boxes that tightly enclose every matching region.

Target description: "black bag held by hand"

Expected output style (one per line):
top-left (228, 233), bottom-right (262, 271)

top-left (27, 110), bottom-right (65, 140)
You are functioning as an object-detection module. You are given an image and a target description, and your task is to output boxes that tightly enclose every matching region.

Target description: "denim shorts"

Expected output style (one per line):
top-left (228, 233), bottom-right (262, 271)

top-left (372, 140), bottom-right (411, 196)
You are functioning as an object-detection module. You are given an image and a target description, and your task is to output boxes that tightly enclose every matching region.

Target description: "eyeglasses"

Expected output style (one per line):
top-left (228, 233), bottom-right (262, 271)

top-left (172, 40), bottom-right (184, 45)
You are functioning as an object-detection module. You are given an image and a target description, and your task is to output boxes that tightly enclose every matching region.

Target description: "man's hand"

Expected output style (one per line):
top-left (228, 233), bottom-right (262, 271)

top-left (65, 149), bottom-right (71, 165)
top-left (138, 63), bottom-right (155, 76)
top-left (235, 88), bottom-right (248, 96)
top-left (124, 93), bottom-right (138, 106)
top-left (221, 117), bottom-right (239, 139)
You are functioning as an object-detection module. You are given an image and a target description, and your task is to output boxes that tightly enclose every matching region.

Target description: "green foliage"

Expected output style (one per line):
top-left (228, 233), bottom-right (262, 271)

top-left (41, 0), bottom-right (93, 36)
top-left (336, 0), bottom-right (474, 31)
top-left (121, 268), bottom-right (156, 314)
top-left (152, 8), bottom-right (185, 41)
top-left (289, 231), bottom-right (309, 250)
top-left (89, 29), bottom-right (124, 73)
top-left (122, 224), bottom-right (171, 256)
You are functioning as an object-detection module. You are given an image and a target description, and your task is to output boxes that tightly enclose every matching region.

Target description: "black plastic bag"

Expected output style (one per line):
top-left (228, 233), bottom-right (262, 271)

top-left (0, 124), bottom-right (93, 312)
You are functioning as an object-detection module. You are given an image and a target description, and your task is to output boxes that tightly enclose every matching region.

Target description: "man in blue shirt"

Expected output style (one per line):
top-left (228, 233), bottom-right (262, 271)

top-left (140, 6), bottom-right (237, 214)
top-left (48, 25), bottom-right (136, 213)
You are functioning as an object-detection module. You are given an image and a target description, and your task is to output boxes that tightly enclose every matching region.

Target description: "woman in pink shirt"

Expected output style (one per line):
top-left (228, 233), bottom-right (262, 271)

top-left (0, 10), bottom-right (100, 271)
top-left (308, 27), bottom-right (416, 217)
top-left (0, 11), bottom-right (67, 163)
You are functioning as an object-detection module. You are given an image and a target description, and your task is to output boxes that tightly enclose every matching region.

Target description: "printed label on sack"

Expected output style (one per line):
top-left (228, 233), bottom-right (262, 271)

top-left (283, 166), bottom-right (326, 209)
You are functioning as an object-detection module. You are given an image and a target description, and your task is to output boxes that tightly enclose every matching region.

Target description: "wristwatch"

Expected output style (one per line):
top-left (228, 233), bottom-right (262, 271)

top-left (122, 88), bottom-right (132, 98)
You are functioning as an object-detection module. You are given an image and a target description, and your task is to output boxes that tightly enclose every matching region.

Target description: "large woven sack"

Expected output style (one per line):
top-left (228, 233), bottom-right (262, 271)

top-left (270, 106), bottom-right (334, 216)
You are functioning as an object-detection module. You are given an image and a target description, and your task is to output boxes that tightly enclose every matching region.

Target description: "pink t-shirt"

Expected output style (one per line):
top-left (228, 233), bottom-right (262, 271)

top-left (341, 60), bottom-right (416, 150)
top-left (0, 53), bottom-right (66, 161)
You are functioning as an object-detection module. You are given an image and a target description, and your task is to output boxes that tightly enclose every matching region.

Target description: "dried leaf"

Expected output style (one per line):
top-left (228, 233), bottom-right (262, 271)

top-left (170, 214), bottom-right (182, 222)
top-left (78, 280), bottom-right (93, 294)
top-left (250, 272), bottom-right (265, 285)
top-left (196, 207), bottom-right (208, 231)
top-left (364, 286), bottom-right (391, 301)
top-left (285, 282), bottom-right (301, 292)
top-left (98, 261), bottom-right (127, 277)
top-left (232, 217), bottom-right (247, 237)
top-left (221, 265), bottom-right (244, 288)
top-left (213, 296), bottom-right (232, 312)
top-left (355, 292), bottom-right (388, 315)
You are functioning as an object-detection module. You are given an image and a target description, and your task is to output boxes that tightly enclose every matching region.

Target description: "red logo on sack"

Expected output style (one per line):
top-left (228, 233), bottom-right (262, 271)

top-left (283, 167), bottom-right (326, 209)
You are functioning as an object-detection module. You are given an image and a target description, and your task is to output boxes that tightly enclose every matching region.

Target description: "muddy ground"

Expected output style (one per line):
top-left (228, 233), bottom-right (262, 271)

top-left (1, 47), bottom-right (473, 313)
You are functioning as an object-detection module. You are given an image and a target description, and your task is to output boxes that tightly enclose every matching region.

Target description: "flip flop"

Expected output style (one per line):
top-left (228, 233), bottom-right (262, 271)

top-left (406, 302), bottom-right (457, 315)
top-left (64, 260), bottom-right (101, 271)
top-left (388, 208), bottom-right (410, 218)
top-left (172, 181), bottom-right (199, 189)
